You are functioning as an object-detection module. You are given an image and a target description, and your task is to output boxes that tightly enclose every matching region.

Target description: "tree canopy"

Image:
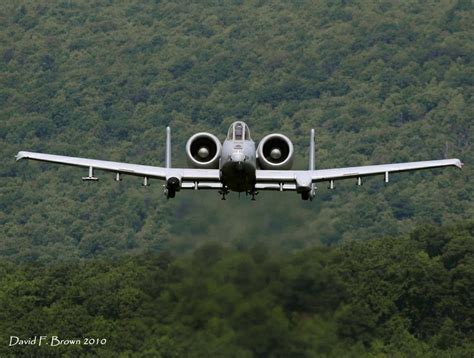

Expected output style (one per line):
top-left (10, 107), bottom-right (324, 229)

top-left (1, 0), bottom-right (472, 261)
top-left (0, 222), bottom-right (472, 356)
top-left (1, 2), bottom-right (472, 354)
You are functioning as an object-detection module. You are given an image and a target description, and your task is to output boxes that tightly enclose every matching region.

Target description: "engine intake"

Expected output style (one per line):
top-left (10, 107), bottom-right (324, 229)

top-left (257, 134), bottom-right (294, 170)
top-left (186, 132), bottom-right (222, 169)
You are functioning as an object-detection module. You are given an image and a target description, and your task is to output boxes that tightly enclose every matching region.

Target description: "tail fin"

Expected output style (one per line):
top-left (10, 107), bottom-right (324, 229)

top-left (166, 126), bottom-right (171, 168)
top-left (309, 129), bottom-right (315, 200)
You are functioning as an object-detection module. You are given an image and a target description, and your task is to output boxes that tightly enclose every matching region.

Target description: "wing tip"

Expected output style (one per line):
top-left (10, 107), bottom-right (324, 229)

top-left (453, 159), bottom-right (463, 169)
top-left (15, 151), bottom-right (27, 161)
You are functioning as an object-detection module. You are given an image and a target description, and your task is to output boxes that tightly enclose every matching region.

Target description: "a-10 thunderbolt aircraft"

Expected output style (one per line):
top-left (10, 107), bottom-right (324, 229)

top-left (16, 121), bottom-right (463, 200)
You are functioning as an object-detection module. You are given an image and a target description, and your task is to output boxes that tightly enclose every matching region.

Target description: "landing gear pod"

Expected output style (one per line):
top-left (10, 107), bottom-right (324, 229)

top-left (165, 176), bottom-right (181, 199)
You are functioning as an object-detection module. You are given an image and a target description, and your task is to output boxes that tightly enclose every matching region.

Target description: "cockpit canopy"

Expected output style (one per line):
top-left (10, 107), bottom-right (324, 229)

top-left (227, 121), bottom-right (251, 141)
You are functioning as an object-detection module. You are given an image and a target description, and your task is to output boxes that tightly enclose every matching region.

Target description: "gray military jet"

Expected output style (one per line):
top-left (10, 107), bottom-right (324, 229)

top-left (16, 121), bottom-right (463, 200)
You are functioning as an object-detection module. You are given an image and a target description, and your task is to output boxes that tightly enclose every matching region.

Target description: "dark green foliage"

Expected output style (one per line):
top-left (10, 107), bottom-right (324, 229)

top-left (1, 0), bottom-right (472, 261)
top-left (0, 223), bottom-right (472, 356)
top-left (1, 1), bottom-right (472, 354)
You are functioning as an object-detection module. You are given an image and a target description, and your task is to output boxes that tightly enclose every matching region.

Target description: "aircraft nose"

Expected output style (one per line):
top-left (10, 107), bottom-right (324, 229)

top-left (231, 152), bottom-right (245, 163)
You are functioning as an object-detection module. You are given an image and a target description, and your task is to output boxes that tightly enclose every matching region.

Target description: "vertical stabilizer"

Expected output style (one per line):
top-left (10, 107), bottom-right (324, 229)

top-left (309, 128), bottom-right (315, 170)
top-left (309, 128), bottom-right (315, 200)
top-left (166, 126), bottom-right (171, 168)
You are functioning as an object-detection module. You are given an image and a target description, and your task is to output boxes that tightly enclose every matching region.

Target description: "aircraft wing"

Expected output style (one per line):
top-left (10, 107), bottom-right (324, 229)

top-left (255, 159), bottom-right (463, 191)
top-left (15, 151), bottom-right (462, 195)
top-left (15, 151), bottom-right (220, 182)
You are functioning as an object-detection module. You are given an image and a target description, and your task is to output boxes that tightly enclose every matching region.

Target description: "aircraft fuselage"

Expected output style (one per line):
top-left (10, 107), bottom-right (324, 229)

top-left (218, 122), bottom-right (257, 193)
top-left (220, 138), bottom-right (256, 192)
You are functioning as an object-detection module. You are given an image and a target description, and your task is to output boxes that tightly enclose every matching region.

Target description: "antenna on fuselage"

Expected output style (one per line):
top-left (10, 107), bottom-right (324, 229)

top-left (166, 126), bottom-right (171, 168)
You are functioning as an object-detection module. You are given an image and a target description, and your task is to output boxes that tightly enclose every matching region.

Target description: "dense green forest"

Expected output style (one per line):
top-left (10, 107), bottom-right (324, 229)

top-left (0, 223), bottom-right (472, 356)
top-left (1, 0), bottom-right (472, 261)
top-left (0, 0), bottom-right (472, 355)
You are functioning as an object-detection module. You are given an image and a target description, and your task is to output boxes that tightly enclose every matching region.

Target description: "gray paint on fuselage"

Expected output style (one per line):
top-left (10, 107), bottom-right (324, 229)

top-left (219, 135), bottom-right (256, 192)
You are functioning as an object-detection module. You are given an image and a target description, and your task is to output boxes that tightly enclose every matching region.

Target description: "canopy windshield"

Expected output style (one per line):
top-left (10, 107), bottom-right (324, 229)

top-left (227, 122), bottom-right (251, 141)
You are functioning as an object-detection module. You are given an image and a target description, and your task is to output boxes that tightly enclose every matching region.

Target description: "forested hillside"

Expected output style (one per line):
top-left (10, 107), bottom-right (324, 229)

top-left (1, 0), bottom-right (472, 260)
top-left (0, 223), bottom-right (472, 356)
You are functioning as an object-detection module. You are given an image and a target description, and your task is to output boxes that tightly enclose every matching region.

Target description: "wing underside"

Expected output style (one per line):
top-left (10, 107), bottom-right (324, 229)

top-left (256, 159), bottom-right (463, 193)
top-left (15, 151), bottom-right (220, 183)
top-left (16, 151), bottom-right (462, 193)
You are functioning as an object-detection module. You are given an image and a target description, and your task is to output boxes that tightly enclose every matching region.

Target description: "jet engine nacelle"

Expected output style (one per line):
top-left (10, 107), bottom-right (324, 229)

top-left (257, 133), bottom-right (294, 170)
top-left (186, 132), bottom-right (222, 169)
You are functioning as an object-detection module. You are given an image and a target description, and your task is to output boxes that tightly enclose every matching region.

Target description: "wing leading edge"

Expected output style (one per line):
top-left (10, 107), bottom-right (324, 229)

top-left (15, 151), bottom-right (220, 182)
top-left (256, 159), bottom-right (463, 192)
top-left (15, 151), bottom-right (462, 195)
